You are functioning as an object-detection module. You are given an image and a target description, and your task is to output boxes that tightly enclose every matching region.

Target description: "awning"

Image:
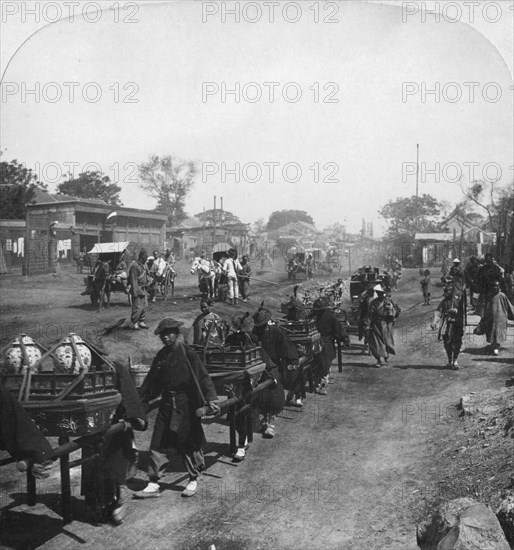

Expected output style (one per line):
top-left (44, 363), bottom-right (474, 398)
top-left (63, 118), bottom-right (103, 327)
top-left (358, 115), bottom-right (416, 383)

top-left (88, 242), bottom-right (130, 254)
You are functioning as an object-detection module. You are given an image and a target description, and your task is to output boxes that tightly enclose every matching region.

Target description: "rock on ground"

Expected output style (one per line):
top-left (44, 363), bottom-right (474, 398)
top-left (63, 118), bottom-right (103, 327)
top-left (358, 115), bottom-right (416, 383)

top-left (496, 492), bottom-right (514, 547)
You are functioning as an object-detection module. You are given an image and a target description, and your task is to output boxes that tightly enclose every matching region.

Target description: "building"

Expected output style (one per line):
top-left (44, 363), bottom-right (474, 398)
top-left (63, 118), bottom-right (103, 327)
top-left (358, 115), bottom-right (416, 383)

top-left (0, 219), bottom-right (26, 269)
top-left (24, 191), bottom-right (167, 275)
top-left (168, 217), bottom-right (251, 259)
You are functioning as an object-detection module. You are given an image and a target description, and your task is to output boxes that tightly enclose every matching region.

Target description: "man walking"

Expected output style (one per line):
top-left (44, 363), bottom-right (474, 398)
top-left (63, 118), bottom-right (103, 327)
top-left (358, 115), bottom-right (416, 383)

top-left (134, 318), bottom-right (219, 499)
top-left (431, 286), bottom-right (465, 369)
top-left (223, 250), bottom-right (242, 305)
top-left (128, 249), bottom-right (150, 330)
top-left (482, 280), bottom-right (514, 355)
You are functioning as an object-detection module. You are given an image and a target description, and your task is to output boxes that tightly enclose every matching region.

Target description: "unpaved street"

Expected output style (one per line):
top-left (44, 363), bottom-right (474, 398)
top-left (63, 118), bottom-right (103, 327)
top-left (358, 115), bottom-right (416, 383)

top-left (1, 266), bottom-right (512, 550)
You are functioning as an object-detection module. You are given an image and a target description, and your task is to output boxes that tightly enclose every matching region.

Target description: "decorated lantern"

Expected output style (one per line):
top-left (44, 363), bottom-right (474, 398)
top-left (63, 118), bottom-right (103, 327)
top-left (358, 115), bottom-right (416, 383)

top-left (5, 335), bottom-right (42, 374)
top-left (54, 333), bottom-right (92, 374)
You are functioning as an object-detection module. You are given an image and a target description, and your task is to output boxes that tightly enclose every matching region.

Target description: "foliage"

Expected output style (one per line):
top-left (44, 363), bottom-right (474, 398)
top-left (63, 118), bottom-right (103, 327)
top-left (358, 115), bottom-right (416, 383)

top-left (57, 171), bottom-right (122, 206)
top-left (323, 222), bottom-right (347, 240)
top-left (252, 218), bottom-right (267, 233)
top-left (0, 158), bottom-right (47, 219)
top-left (194, 208), bottom-right (241, 225)
top-left (139, 155), bottom-right (196, 227)
top-left (267, 210), bottom-right (315, 231)
top-left (378, 194), bottom-right (442, 236)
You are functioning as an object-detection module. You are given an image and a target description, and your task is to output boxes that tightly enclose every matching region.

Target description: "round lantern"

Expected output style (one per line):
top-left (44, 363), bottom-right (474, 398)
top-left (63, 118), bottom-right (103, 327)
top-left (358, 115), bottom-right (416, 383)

top-left (54, 334), bottom-right (92, 374)
top-left (5, 335), bottom-right (42, 374)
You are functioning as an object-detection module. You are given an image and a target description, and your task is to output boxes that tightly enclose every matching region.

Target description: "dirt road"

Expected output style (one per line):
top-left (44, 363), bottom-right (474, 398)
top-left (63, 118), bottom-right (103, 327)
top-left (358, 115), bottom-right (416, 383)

top-left (0, 266), bottom-right (512, 550)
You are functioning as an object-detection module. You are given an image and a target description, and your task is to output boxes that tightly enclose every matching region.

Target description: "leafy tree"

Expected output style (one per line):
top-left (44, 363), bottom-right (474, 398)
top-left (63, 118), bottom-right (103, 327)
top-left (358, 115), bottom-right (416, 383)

top-left (57, 171), bottom-right (122, 206)
top-left (194, 208), bottom-right (241, 225)
top-left (252, 217), bottom-right (267, 233)
top-left (267, 210), bottom-right (314, 231)
top-left (379, 194), bottom-right (442, 236)
top-left (0, 158), bottom-right (47, 219)
top-left (139, 155), bottom-right (196, 227)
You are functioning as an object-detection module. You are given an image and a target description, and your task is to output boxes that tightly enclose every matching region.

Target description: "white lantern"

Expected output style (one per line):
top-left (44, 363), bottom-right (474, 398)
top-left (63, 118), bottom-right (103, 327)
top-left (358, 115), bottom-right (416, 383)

top-left (5, 335), bottom-right (42, 373)
top-left (54, 334), bottom-right (92, 374)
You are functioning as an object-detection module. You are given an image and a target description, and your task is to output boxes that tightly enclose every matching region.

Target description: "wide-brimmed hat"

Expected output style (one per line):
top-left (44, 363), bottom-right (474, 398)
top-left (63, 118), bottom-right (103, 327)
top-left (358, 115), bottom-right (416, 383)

top-left (231, 312), bottom-right (255, 332)
top-left (373, 284), bottom-right (384, 293)
top-left (253, 306), bottom-right (272, 327)
top-left (453, 258), bottom-right (461, 264)
top-left (154, 318), bottom-right (184, 335)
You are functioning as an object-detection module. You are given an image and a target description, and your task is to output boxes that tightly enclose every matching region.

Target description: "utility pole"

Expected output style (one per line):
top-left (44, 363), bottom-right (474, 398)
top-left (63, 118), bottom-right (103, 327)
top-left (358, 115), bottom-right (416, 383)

top-left (213, 196), bottom-right (216, 247)
top-left (416, 143), bottom-right (419, 197)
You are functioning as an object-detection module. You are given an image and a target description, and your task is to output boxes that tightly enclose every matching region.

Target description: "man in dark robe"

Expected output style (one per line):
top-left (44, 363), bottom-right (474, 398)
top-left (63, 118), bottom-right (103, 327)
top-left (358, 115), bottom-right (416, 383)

top-left (476, 253), bottom-right (504, 316)
top-left (134, 318), bottom-right (219, 499)
top-left (191, 299), bottom-right (224, 347)
top-left (482, 280), bottom-right (514, 355)
top-left (310, 297), bottom-right (338, 394)
top-left (252, 306), bottom-right (297, 437)
top-left (431, 286), bottom-right (465, 369)
top-left (128, 249), bottom-right (150, 330)
top-left (0, 383), bottom-right (54, 479)
top-left (358, 284), bottom-right (375, 354)
top-left (364, 285), bottom-right (401, 368)
top-left (448, 258), bottom-right (464, 297)
top-left (238, 255), bottom-right (252, 302)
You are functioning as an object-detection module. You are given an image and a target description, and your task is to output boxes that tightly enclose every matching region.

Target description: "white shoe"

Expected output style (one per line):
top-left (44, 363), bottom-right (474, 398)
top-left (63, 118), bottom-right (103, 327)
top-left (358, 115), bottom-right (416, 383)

top-left (493, 349), bottom-right (499, 356)
top-left (181, 479), bottom-right (198, 497)
top-left (133, 482), bottom-right (160, 499)
top-left (233, 448), bottom-right (246, 462)
top-left (294, 398), bottom-right (303, 407)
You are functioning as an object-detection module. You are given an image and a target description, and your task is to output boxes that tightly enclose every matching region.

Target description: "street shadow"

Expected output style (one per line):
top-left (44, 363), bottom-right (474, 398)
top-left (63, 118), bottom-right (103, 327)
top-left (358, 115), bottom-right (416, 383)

top-left (393, 364), bottom-right (452, 371)
top-left (0, 509), bottom-right (90, 549)
top-left (462, 347), bottom-right (491, 356)
top-left (472, 357), bottom-right (514, 364)
top-left (67, 302), bottom-right (130, 311)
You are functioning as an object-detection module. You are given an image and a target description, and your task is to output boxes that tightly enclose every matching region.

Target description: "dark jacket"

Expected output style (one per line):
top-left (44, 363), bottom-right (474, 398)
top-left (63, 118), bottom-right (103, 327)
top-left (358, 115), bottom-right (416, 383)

top-left (140, 342), bottom-right (217, 453)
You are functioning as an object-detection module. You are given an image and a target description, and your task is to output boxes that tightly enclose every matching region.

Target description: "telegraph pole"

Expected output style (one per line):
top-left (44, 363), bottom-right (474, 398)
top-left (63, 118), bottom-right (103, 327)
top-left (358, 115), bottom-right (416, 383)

top-left (416, 143), bottom-right (419, 197)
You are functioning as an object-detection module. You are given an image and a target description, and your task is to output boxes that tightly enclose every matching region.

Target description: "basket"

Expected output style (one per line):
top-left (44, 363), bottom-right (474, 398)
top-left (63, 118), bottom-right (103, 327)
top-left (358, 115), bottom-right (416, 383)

top-left (0, 370), bottom-right (118, 400)
top-left (192, 345), bottom-right (263, 369)
top-left (23, 393), bottom-right (122, 437)
top-left (278, 319), bottom-right (317, 337)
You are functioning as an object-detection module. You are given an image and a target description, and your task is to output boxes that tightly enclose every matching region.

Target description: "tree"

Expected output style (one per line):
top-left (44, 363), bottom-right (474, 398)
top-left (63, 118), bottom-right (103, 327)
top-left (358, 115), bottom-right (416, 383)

top-left (252, 217), bottom-right (267, 234)
top-left (0, 158), bottom-right (47, 219)
top-left (379, 194), bottom-right (442, 236)
top-left (461, 179), bottom-right (514, 263)
top-left (324, 222), bottom-right (347, 240)
top-left (139, 155), bottom-right (196, 227)
top-left (267, 210), bottom-right (314, 231)
top-left (194, 209), bottom-right (241, 225)
top-left (57, 171), bottom-right (122, 206)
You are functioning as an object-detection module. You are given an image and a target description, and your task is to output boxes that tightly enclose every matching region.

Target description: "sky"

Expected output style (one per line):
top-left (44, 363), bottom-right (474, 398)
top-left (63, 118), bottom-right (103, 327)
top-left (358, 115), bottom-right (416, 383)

top-left (1, 0), bottom-right (512, 234)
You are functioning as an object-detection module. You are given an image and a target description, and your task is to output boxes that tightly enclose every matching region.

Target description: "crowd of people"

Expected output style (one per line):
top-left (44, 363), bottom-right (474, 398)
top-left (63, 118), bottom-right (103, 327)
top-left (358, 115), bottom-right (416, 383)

top-left (1, 250), bottom-right (513, 529)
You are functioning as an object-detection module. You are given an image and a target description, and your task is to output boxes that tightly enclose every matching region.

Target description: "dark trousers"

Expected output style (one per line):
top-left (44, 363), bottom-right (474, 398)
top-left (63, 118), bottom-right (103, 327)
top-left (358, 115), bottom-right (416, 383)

top-left (148, 449), bottom-right (204, 481)
top-left (131, 295), bottom-right (147, 324)
top-left (443, 335), bottom-right (462, 362)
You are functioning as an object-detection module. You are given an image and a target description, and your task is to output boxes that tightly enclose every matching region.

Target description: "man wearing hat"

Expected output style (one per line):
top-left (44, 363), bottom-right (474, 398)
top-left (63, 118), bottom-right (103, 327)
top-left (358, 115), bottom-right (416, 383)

top-left (358, 283), bottom-right (376, 354)
top-left (252, 304), bottom-right (298, 437)
top-left (134, 318), bottom-right (219, 499)
top-left (431, 286), bottom-right (465, 369)
top-left (310, 296), bottom-right (339, 394)
top-left (448, 258), bottom-right (464, 297)
top-left (128, 249), bottom-right (150, 330)
top-left (364, 285), bottom-right (401, 368)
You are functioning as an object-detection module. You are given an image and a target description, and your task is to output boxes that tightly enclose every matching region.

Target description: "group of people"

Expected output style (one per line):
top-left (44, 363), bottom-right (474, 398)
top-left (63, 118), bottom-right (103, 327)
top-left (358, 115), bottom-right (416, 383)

top-left (193, 249), bottom-right (252, 305)
top-left (128, 249), bottom-right (176, 330)
top-left (421, 254), bottom-right (514, 365)
top-left (133, 290), bottom-right (347, 499)
top-left (358, 283), bottom-right (401, 368)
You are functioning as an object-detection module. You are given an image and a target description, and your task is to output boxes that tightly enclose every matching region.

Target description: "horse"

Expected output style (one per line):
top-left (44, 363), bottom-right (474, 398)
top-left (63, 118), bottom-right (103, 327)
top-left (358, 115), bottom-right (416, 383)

top-left (91, 261), bottom-right (112, 310)
top-left (191, 257), bottom-right (216, 299)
